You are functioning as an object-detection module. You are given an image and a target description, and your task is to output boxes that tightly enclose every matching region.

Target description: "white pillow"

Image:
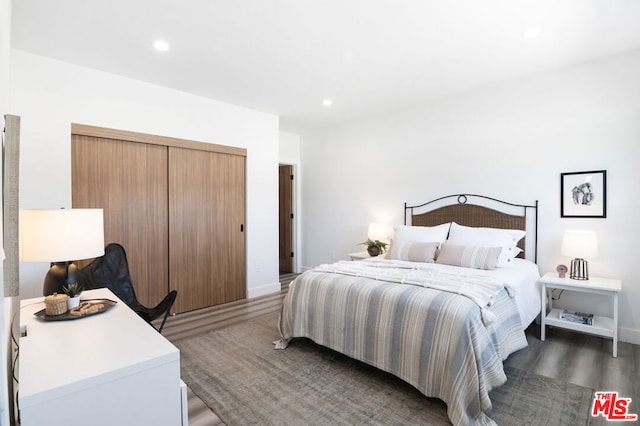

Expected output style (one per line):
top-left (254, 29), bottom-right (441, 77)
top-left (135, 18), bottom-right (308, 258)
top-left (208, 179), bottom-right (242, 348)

top-left (393, 223), bottom-right (451, 245)
top-left (446, 222), bottom-right (525, 268)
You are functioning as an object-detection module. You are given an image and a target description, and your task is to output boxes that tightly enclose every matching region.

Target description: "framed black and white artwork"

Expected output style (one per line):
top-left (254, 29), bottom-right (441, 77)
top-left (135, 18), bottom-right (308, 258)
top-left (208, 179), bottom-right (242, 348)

top-left (561, 170), bottom-right (607, 218)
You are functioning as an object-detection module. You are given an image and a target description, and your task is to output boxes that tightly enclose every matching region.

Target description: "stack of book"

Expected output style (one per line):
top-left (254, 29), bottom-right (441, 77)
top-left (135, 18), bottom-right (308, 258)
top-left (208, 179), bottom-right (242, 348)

top-left (560, 309), bottom-right (594, 325)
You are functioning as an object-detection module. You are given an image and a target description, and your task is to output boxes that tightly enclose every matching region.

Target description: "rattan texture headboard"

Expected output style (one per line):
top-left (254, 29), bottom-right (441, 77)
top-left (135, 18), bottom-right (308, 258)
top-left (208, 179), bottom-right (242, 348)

top-left (404, 194), bottom-right (538, 262)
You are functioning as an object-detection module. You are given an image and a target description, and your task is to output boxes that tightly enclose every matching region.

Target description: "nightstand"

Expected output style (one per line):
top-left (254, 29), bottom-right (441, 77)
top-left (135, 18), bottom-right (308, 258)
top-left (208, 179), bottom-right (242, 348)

top-left (539, 272), bottom-right (622, 357)
top-left (348, 251), bottom-right (371, 260)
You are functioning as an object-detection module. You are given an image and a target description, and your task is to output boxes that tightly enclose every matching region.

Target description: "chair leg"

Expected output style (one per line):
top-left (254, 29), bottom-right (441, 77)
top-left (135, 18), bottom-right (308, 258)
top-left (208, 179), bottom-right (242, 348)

top-left (157, 309), bottom-right (172, 333)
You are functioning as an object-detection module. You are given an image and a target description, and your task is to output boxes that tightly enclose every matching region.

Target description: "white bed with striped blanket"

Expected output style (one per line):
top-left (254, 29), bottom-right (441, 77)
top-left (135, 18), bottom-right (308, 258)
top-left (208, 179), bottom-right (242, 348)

top-left (276, 195), bottom-right (540, 426)
top-left (277, 258), bottom-right (540, 425)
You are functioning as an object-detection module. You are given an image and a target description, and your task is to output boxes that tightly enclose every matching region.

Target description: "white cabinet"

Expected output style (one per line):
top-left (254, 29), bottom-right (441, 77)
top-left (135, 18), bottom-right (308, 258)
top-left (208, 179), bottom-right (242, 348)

top-left (18, 288), bottom-right (184, 425)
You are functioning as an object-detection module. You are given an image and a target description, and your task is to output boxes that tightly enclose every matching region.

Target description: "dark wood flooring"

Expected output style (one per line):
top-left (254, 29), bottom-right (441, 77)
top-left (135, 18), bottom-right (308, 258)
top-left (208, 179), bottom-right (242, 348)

top-left (162, 275), bottom-right (639, 426)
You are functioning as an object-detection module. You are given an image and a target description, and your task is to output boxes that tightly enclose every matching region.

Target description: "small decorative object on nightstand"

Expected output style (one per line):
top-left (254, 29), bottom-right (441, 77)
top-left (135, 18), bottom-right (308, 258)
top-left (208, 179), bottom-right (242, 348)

top-left (358, 222), bottom-right (393, 257)
top-left (359, 239), bottom-right (388, 256)
top-left (539, 272), bottom-right (621, 357)
top-left (556, 264), bottom-right (568, 279)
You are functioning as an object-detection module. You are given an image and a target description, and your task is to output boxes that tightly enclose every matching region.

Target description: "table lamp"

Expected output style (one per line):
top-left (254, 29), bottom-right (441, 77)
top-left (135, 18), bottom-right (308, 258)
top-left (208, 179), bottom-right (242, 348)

top-left (368, 222), bottom-right (394, 244)
top-left (20, 208), bottom-right (105, 295)
top-left (560, 230), bottom-right (598, 280)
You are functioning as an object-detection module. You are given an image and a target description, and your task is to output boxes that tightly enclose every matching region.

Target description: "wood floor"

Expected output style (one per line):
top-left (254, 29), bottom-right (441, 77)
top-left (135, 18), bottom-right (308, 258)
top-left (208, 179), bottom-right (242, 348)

top-left (505, 324), bottom-right (640, 426)
top-left (162, 275), bottom-right (639, 426)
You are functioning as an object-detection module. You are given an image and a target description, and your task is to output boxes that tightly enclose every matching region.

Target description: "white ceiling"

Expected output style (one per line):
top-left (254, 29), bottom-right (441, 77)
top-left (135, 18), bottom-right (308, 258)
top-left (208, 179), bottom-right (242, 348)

top-left (11, 0), bottom-right (640, 132)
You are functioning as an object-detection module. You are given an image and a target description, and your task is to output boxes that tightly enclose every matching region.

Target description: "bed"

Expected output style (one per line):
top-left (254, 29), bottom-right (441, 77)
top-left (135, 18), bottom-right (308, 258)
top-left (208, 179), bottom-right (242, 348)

top-left (276, 194), bottom-right (541, 426)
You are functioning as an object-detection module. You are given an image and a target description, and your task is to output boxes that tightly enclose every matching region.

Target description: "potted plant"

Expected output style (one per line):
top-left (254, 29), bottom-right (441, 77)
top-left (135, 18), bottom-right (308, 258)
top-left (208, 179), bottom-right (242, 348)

top-left (63, 282), bottom-right (83, 310)
top-left (359, 239), bottom-right (388, 257)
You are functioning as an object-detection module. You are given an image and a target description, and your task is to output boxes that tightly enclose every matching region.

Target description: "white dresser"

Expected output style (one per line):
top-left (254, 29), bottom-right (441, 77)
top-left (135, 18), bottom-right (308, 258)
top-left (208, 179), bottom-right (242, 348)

top-left (18, 288), bottom-right (184, 426)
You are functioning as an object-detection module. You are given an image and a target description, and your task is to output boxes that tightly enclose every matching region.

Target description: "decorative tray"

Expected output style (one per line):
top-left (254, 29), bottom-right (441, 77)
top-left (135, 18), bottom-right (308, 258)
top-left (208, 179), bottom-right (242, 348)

top-left (34, 299), bottom-right (118, 321)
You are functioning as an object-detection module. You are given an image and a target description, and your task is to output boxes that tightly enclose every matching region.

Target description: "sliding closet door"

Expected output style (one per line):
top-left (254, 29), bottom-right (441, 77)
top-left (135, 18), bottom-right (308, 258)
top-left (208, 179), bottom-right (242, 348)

top-left (169, 147), bottom-right (246, 313)
top-left (72, 135), bottom-right (170, 307)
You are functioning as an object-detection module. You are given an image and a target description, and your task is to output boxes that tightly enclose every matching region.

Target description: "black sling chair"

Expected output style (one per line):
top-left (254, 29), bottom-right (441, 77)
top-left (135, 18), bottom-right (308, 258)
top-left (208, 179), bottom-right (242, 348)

top-left (78, 243), bottom-right (177, 333)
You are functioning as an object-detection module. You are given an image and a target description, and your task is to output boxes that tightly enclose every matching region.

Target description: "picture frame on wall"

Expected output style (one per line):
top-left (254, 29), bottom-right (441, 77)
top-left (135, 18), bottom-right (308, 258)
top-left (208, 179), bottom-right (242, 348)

top-left (561, 170), bottom-right (607, 218)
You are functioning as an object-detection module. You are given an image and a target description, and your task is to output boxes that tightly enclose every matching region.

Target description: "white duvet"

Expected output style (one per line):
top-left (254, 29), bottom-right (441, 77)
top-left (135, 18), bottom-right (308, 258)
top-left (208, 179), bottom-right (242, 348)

top-left (350, 256), bottom-right (542, 327)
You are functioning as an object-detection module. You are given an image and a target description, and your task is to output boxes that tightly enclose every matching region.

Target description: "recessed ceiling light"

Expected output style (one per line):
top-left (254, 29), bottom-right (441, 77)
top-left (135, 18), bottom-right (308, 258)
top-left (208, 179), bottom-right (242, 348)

top-left (153, 40), bottom-right (170, 52)
top-left (322, 99), bottom-right (333, 107)
top-left (523, 27), bottom-right (541, 39)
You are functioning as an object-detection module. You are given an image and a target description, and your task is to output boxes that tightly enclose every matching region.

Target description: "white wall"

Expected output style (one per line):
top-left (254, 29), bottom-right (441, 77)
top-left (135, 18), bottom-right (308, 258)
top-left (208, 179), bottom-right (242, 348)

top-left (279, 131), bottom-right (301, 164)
top-left (279, 131), bottom-right (302, 273)
top-left (300, 49), bottom-right (640, 344)
top-left (11, 49), bottom-right (281, 300)
top-left (0, 0), bottom-right (9, 112)
top-left (1, 0), bottom-right (15, 423)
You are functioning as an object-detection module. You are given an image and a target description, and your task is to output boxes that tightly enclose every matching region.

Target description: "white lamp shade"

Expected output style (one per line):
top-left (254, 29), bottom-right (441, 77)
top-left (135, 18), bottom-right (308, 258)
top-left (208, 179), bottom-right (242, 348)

top-left (20, 209), bottom-right (105, 262)
top-left (367, 222), bottom-right (394, 243)
top-left (560, 230), bottom-right (599, 259)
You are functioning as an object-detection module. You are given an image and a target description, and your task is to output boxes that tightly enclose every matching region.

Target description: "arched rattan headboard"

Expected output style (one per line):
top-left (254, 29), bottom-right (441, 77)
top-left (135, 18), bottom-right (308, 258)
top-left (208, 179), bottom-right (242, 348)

top-left (404, 194), bottom-right (538, 262)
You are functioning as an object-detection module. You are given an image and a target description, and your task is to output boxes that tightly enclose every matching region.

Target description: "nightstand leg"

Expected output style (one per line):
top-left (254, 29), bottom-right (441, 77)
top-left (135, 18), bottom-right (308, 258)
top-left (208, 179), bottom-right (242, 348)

top-left (613, 293), bottom-right (618, 357)
top-left (540, 282), bottom-right (546, 341)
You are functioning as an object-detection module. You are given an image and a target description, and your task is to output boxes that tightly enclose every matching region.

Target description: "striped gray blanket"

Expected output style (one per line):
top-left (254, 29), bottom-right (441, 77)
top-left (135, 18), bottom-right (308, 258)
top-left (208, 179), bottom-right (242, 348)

top-left (277, 266), bottom-right (528, 426)
top-left (314, 260), bottom-right (512, 325)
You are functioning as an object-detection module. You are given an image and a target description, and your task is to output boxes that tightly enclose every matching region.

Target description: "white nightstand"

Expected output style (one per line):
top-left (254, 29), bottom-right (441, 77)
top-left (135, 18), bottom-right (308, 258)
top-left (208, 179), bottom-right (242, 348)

top-left (348, 251), bottom-right (371, 260)
top-left (539, 272), bottom-right (622, 357)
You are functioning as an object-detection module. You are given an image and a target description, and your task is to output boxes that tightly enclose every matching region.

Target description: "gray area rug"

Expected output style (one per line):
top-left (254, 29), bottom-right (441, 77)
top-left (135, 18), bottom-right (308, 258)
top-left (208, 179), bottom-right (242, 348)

top-left (176, 312), bottom-right (594, 425)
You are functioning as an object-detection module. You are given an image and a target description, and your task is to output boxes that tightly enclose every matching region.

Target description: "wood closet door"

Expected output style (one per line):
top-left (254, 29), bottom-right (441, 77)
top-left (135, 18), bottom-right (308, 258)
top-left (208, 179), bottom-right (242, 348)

top-left (72, 135), bottom-right (170, 308)
top-left (169, 147), bottom-right (246, 313)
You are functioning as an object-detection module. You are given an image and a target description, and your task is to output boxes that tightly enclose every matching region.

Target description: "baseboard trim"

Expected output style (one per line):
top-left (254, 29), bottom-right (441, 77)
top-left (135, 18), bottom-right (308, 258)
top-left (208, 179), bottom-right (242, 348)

top-left (247, 281), bottom-right (281, 299)
top-left (619, 326), bottom-right (640, 345)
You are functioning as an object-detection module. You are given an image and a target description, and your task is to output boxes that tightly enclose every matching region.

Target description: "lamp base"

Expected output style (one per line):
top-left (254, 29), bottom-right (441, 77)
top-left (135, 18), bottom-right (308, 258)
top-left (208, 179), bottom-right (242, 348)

top-left (43, 262), bottom-right (78, 296)
top-left (569, 258), bottom-right (589, 280)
